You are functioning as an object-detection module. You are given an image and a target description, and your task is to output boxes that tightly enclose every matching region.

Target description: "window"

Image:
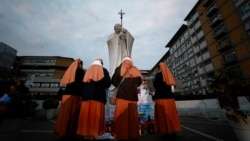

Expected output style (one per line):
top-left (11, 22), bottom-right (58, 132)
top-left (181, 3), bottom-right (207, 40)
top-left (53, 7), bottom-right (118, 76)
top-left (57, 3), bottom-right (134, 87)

top-left (50, 83), bottom-right (59, 88)
top-left (41, 83), bottom-right (50, 88)
top-left (245, 20), bottom-right (250, 35)
top-left (186, 39), bottom-right (191, 47)
top-left (214, 25), bottom-right (227, 38)
top-left (210, 13), bottom-right (222, 27)
top-left (223, 51), bottom-right (236, 63)
top-left (204, 59), bottom-right (211, 65)
top-left (184, 31), bottom-right (189, 39)
top-left (190, 58), bottom-right (195, 65)
top-left (32, 83), bottom-right (41, 88)
top-left (238, 1), bottom-right (250, 19)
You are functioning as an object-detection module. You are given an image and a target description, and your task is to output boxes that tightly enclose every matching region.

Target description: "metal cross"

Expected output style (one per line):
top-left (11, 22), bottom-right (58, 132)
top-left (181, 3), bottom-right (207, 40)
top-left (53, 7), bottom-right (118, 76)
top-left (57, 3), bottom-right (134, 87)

top-left (118, 9), bottom-right (125, 26)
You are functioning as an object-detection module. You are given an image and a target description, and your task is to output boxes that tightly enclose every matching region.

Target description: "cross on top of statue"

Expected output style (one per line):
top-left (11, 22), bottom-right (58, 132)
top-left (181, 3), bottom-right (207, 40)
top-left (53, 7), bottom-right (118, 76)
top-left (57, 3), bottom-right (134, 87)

top-left (118, 9), bottom-right (125, 26)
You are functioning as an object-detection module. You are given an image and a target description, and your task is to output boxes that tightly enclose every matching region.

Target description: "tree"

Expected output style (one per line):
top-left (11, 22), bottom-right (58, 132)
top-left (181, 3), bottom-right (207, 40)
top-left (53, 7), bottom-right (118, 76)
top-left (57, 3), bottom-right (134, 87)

top-left (209, 69), bottom-right (249, 108)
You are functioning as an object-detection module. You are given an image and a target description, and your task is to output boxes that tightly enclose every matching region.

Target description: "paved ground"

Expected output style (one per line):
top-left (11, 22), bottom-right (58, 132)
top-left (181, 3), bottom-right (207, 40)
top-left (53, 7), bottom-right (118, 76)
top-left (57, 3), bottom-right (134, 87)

top-left (0, 112), bottom-right (239, 141)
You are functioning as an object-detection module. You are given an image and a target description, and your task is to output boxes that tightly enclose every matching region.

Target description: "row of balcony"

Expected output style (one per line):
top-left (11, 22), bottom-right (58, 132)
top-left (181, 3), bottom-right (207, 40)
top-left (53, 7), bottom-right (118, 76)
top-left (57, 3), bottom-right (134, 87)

top-left (222, 55), bottom-right (238, 66)
top-left (203, 0), bottom-right (214, 7)
top-left (217, 39), bottom-right (232, 52)
top-left (203, 0), bottom-right (229, 41)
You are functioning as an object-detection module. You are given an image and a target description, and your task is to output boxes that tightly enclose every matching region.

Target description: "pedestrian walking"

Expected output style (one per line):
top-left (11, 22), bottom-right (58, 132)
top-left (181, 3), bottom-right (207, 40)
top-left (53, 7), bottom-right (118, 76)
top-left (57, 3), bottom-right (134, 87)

top-left (54, 59), bottom-right (85, 140)
top-left (77, 59), bottom-right (111, 140)
top-left (152, 62), bottom-right (181, 140)
top-left (111, 56), bottom-right (142, 141)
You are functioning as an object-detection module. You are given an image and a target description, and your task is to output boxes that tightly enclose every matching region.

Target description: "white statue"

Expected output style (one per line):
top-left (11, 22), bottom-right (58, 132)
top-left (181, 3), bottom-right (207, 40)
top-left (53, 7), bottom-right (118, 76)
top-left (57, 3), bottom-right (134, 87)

top-left (107, 23), bottom-right (134, 76)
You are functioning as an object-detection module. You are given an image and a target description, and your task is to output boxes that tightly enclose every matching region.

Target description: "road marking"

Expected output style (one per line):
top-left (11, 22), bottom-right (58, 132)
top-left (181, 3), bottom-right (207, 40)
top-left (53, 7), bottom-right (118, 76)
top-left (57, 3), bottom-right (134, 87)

top-left (181, 125), bottom-right (224, 141)
top-left (21, 130), bottom-right (53, 133)
top-left (181, 120), bottom-right (225, 125)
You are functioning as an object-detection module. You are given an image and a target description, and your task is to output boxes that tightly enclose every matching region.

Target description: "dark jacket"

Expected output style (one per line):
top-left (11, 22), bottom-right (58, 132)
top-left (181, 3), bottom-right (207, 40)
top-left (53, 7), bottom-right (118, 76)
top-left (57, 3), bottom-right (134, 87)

top-left (81, 68), bottom-right (111, 104)
top-left (153, 72), bottom-right (174, 100)
top-left (64, 68), bottom-right (85, 96)
top-left (112, 65), bottom-right (141, 101)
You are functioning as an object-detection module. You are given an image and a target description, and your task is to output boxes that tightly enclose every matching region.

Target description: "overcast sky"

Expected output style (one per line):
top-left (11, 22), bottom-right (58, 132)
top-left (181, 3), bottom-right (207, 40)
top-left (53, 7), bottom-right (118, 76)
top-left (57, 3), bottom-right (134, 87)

top-left (0, 0), bottom-right (198, 70)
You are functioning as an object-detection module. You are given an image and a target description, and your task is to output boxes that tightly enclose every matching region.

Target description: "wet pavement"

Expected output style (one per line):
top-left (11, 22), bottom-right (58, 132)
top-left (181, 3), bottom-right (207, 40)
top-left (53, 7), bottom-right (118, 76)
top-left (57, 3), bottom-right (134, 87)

top-left (0, 112), bottom-right (238, 141)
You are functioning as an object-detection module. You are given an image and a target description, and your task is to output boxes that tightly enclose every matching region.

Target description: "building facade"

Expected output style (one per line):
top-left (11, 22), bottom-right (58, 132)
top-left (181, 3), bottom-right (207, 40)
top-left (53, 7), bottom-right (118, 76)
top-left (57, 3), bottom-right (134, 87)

top-left (0, 42), bottom-right (17, 69)
top-left (202, 0), bottom-right (250, 77)
top-left (165, 24), bottom-right (199, 95)
top-left (151, 0), bottom-right (250, 95)
top-left (16, 56), bottom-right (74, 97)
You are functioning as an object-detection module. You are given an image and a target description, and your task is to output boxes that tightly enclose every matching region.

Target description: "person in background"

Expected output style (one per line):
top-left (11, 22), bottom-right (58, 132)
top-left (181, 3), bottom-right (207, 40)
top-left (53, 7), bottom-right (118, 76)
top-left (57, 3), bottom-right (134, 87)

top-left (15, 80), bottom-right (29, 99)
top-left (5, 80), bottom-right (24, 118)
top-left (54, 59), bottom-right (85, 141)
top-left (111, 56), bottom-right (142, 141)
top-left (0, 80), bottom-right (11, 125)
top-left (152, 62), bottom-right (181, 140)
top-left (15, 80), bottom-right (32, 118)
top-left (77, 59), bottom-right (111, 140)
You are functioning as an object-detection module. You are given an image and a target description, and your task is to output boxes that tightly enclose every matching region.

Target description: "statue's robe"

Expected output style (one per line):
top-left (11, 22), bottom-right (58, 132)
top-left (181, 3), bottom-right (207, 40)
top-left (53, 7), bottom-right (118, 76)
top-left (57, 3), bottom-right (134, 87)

top-left (107, 29), bottom-right (134, 76)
